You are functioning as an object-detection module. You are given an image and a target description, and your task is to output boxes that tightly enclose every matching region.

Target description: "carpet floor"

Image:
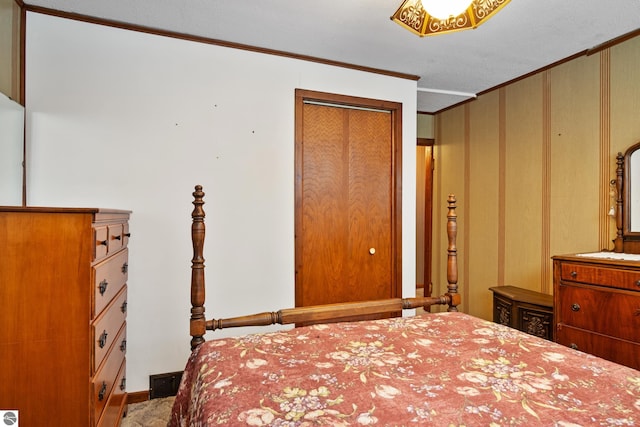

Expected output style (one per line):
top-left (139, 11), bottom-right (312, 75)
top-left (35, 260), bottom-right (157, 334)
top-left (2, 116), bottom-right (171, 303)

top-left (121, 396), bottom-right (174, 426)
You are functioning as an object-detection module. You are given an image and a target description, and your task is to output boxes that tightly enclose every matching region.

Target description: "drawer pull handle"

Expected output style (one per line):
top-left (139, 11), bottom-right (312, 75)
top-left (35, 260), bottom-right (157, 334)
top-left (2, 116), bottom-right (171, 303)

top-left (120, 377), bottom-right (127, 391)
top-left (120, 339), bottom-right (127, 352)
top-left (636, 280), bottom-right (640, 288)
top-left (125, 233), bottom-right (131, 238)
top-left (98, 240), bottom-right (108, 246)
top-left (98, 381), bottom-right (107, 401)
top-left (113, 235), bottom-right (121, 241)
top-left (98, 330), bottom-right (108, 348)
top-left (121, 262), bottom-right (128, 274)
top-left (570, 271), bottom-right (577, 278)
top-left (121, 300), bottom-right (128, 313)
top-left (571, 303), bottom-right (581, 312)
top-left (98, 280), bottom-right (108, 296)
top-left (570, 343), bottom-right (578, 350)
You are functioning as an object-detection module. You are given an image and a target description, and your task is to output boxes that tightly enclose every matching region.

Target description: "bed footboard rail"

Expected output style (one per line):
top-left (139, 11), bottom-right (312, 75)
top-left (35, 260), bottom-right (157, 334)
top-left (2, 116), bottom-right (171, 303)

top-left (206, 294), bottom-right (460, 331)
top-left (189, 186), bottom-right (459, 350)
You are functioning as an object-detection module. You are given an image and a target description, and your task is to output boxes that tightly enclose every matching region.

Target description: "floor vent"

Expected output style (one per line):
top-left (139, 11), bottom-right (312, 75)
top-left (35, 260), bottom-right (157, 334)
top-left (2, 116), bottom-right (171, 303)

top-left (149, 371), bottom-right (183, 399)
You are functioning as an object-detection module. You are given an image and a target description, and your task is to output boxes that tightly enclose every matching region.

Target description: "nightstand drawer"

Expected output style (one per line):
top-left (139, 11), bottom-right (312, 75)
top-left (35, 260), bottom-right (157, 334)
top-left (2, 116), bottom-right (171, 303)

top-left (92, 286), bottom-right (127, 374)
top-left (93, 249), bottom-right (129, 317)
top-left (556, 324), bottom-right (640, 370)
top-left (557, 283), bottom-right (640, 342)
top-left (560, 262), bottom-right (640, 292)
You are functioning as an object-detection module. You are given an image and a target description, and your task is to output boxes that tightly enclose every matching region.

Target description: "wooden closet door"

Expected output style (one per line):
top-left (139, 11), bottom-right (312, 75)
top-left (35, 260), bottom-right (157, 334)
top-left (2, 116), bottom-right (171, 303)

top-left (295, 91), bottom-right (401, 310)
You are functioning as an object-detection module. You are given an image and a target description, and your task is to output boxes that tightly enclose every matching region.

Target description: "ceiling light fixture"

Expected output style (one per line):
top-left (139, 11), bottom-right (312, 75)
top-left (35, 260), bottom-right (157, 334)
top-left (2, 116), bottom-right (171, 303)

top-left (391, 0), bottom-right (511, 37)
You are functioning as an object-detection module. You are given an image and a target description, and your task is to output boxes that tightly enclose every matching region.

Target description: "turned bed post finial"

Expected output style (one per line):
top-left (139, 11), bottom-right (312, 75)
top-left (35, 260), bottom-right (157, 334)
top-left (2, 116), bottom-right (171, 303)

top-left (190, 185), bottom-right (206, 350)
top-left (446, 194), bottom-right (460, 312)
top-left (613, 153), bottom-right (624, 253)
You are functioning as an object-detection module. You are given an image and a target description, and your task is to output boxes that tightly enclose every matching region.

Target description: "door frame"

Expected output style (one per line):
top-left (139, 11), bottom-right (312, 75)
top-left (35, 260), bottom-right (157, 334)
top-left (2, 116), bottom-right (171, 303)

top-left (417, 138), bottom-right (434, 296)
top-left (294, 89), bottom-right (404, 306)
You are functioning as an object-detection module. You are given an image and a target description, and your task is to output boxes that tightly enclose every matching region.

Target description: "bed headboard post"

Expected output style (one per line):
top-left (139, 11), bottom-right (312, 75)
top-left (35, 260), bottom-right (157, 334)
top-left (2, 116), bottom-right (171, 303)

top-left (446, 194), bottom-right (460, 311)
top-left (190, 185), bottom-right (207, 350)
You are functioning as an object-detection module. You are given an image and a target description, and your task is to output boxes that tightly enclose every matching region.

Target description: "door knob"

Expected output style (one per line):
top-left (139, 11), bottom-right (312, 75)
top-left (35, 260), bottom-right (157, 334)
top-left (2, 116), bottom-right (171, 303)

top-left (369, 248), bottom-right (376, 255)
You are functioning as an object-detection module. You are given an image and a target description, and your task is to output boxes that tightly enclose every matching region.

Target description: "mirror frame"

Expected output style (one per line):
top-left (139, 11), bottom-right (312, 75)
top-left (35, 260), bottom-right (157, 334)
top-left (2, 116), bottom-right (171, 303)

top-left (614, 141), bottom-right (640, 254)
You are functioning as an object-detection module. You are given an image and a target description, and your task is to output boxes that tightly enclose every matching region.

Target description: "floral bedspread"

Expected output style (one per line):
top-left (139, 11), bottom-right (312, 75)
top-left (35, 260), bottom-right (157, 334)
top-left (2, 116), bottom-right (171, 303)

top-left (169, 312), bottom-right (640, 426)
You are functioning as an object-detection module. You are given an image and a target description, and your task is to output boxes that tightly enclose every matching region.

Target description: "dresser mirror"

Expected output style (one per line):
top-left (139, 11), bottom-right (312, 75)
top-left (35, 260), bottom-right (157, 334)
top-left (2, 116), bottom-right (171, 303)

top-left (614, 141), bottom-right (640, 253)
top-left (628, 146), bottom-right (640, 232)
top-left (0, 92), bottom-right (24, 206)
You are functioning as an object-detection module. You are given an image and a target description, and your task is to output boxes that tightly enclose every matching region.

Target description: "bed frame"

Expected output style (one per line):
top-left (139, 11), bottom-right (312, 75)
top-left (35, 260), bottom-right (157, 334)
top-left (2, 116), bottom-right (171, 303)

top-left (188, 185), bottom-right (461, 350)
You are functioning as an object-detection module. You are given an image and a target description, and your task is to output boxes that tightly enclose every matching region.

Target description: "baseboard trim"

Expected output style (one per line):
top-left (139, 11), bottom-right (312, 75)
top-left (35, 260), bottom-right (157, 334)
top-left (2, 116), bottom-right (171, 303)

top-left (127, 390), bottom-right (150, 404)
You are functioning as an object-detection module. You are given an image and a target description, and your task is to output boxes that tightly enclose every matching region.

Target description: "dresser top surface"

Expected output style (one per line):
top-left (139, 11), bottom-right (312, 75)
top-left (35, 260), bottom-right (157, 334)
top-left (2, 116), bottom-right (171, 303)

top-left (0, 206), bottom-right (131, 214)
top-left (553, 253), bottom-right (640, 267)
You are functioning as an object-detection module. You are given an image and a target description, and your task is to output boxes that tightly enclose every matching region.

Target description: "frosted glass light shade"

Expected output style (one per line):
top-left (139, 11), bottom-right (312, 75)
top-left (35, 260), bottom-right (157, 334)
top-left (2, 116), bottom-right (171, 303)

top-left (422, 0), bottom-right (473, 19)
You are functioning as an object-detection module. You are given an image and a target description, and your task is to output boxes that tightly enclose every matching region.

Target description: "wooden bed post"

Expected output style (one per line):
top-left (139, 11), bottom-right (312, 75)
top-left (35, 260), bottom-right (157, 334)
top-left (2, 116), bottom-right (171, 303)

top-left (190, 185), bottom-right (206, 350)
top-left (446, 194), bottom-right (460, 311)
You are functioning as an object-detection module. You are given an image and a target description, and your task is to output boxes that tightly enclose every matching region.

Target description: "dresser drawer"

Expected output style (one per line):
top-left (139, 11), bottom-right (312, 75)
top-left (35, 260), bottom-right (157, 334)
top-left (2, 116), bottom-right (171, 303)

top-left (107, 223), bottom-right (125, 253)
top-left (93, 249), bottom-right (129, 317)
top-left (556, 324), bottom-right (640, 370)
top-left (557, 283), bottom-right (640, 342)
top-left (93, 323), bottom-right (127, 376)
top-left (92, 286), bottom-right (127, 373)
top-left (122, 222), bottom-right (130, 248)
top-left (560, 262), bottom-right (640, 292)
top-left (94, 222), bottom-right (129, 262)
top-left (96, 359), bottom-right (127, 427)
top-left (91, 339), bottom-right (126, 424)
top-left (94, 226), bottom-right (109, 261)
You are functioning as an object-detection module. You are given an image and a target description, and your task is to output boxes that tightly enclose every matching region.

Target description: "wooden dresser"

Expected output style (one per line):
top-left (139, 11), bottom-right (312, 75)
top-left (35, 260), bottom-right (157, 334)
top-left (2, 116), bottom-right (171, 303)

top-left (0, 207), bottom-right (131, 426)
top-left (489, 286), bottom-right (554, 340)
top-left (553, 254), bottom-right (640, 370)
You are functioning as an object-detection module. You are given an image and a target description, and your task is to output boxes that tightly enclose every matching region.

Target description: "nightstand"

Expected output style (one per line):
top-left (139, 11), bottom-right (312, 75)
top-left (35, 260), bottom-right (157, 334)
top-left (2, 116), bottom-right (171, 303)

top-left (489, 285), bottom-right (554, 340)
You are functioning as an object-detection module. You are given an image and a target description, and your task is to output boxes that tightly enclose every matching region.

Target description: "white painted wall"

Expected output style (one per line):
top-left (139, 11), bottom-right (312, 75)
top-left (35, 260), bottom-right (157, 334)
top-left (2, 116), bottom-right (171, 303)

top-left (417, 113), bottom-right (434, 139)
top-left (25, 12), bottom-right (417, 392)
top-left (0, 92), bottom-right (23, 206)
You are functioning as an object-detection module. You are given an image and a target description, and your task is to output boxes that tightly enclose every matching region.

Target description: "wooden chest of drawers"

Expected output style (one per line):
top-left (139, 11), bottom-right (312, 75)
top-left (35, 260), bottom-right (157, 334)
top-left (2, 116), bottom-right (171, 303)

top-left (0, 207), bottom-right (131, 426)
top-left (489, 286), bottom-right (554, 340)
top-left (553, 254), bottom-right (640, 370)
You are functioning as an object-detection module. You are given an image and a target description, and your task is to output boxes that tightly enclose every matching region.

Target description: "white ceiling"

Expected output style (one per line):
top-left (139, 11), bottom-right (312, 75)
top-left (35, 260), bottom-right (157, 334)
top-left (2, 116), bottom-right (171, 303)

top-left (24, 0), bottom-right (640, 113)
